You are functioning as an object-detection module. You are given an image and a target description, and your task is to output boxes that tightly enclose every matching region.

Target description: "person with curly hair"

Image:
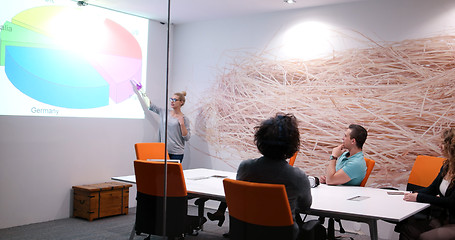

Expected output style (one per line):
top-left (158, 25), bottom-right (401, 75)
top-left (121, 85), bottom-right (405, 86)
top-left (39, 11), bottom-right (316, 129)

top-left (207, 113), bottom-right (312, 239)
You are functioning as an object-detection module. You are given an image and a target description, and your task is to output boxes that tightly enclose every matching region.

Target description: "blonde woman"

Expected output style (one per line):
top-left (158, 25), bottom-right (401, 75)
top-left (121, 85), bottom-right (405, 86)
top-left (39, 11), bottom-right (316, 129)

top-left (147, 91), bottom-right (190, 162)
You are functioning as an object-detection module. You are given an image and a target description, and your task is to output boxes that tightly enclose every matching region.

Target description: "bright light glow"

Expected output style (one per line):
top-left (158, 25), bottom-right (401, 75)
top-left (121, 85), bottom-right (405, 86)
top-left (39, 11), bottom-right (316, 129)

top-left (284, 0), bottom-right (296, 3)
top-left (282, 21), bottom-right (333, 60)
top-left (47, 9), bottom-right (107, 56)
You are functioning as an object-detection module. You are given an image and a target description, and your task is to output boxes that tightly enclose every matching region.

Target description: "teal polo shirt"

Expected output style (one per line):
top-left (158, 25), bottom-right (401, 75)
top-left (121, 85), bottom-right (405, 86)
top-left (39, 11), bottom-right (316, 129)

top-left (335, 151), bottom-right (367, 186)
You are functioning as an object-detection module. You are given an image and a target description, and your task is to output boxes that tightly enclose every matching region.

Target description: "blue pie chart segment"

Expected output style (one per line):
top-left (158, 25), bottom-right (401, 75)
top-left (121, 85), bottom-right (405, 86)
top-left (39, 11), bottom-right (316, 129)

top-left (5, 46), bottom-right (109, 109)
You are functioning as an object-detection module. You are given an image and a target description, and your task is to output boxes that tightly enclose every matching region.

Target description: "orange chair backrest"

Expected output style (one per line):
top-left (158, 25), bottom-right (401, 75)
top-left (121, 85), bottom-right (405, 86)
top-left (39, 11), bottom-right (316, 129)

top-left (223, 178), bottom-right (293, 226)
top-left (408, 155), bottom-right (445, 188)
top-left (288, 151), bottom-right (298, 166)
top-left (134, 160), bottom-right (187, 197)
top-left (360, 158), bottom-right (375, 187)
top-left (135, 142), bottom-right (169, 160)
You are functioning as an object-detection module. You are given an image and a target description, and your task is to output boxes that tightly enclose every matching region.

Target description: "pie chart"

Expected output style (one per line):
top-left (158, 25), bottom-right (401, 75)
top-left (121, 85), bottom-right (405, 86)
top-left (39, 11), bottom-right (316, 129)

top-left (0, 6), bottom-right (142, 109)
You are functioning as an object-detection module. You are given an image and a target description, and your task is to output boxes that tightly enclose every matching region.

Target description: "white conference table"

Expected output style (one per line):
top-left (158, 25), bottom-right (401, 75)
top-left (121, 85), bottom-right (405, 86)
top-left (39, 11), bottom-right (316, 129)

top-left (308, 184), bottom-right (429, 240)
top-left (112, 168), bottom-right (429, 240)
top-left (113, 168), bottom-right (236, 201)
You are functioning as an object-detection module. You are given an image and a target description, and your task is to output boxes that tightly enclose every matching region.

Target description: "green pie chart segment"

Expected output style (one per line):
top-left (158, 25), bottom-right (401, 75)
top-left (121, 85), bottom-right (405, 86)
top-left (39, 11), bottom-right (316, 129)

top-left (0, 5), bottom-right (143, 109)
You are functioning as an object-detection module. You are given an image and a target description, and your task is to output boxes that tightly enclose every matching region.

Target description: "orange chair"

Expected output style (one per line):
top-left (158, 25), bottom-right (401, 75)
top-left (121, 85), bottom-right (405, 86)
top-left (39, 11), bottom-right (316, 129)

top-left (223, 178), bottom-right (294, 240)
top-left (133, 160), bottom-right (187, 239)
top-left (360, 158), bottom-right (376, 187)
top-left (407, 155), bottom-right (445, 191)
top-left (135, 142), bottom-right (169, 160)
top-left (288, 151), bottom-right (298, 166)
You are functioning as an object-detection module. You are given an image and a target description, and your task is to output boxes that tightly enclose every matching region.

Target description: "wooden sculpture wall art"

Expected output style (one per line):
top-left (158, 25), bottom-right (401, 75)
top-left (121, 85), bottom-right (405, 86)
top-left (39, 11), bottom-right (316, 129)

top-left (196, 33), bottom-right (455, 187)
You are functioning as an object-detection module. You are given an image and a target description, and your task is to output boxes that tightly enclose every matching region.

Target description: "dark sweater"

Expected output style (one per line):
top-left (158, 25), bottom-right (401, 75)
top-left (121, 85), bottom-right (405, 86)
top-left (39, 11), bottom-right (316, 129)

top-left (417, 166), bottom-right (455, 223)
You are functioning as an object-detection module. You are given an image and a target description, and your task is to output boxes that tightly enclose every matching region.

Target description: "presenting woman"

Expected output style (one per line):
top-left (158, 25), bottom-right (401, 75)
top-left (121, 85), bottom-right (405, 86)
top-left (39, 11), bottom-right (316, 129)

top-left (148, 91), bottom-right (190, 162)
top-left (400, 128), bottom-right (455, 240)
top-left (133, 82), bottom-right (191, 162)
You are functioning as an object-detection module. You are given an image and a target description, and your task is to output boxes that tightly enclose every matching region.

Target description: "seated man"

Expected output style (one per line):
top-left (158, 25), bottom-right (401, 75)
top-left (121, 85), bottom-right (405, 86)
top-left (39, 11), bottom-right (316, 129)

top-left (319, 124), bottom-right (368, 235)
top-left (320, 124), bottom-right (368, 186)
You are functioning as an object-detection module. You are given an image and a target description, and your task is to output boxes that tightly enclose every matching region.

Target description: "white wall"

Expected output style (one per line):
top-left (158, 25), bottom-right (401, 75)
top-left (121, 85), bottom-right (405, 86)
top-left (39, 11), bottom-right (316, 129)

top-left (0, 20), bottom-right (169, 229)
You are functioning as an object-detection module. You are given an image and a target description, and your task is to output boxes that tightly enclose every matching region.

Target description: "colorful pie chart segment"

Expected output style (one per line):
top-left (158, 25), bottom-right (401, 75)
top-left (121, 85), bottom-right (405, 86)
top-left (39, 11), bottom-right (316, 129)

top-left (0, 5), bottom-right (143, 109)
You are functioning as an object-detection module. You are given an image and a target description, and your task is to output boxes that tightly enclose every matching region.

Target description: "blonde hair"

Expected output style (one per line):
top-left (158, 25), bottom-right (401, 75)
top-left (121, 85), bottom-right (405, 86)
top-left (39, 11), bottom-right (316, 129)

top-left (174, 91), bottom-right (187, 106)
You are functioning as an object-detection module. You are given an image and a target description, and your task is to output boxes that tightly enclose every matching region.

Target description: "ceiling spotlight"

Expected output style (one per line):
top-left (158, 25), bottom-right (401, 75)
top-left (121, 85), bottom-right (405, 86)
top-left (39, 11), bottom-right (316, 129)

top-left (77, 1), bottom-right (88, 6)
top-left (284, 0), bottom-right (296, 3)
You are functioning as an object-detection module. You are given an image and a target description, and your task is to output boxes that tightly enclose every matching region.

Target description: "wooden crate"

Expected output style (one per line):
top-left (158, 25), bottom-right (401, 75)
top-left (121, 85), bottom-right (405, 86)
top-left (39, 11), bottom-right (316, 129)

top-left (72, 181), bottom-right (132, 221)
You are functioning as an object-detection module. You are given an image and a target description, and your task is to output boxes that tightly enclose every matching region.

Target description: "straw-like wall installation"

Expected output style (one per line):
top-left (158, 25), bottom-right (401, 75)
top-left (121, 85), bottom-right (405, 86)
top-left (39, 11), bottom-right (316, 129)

top-left (195, 34), bottom-right (455, 188)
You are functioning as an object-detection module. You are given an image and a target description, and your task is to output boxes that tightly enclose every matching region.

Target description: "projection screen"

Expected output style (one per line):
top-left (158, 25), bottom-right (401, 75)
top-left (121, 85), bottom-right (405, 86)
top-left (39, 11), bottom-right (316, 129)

top-left (0, 0), bottom-right (149, 118)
